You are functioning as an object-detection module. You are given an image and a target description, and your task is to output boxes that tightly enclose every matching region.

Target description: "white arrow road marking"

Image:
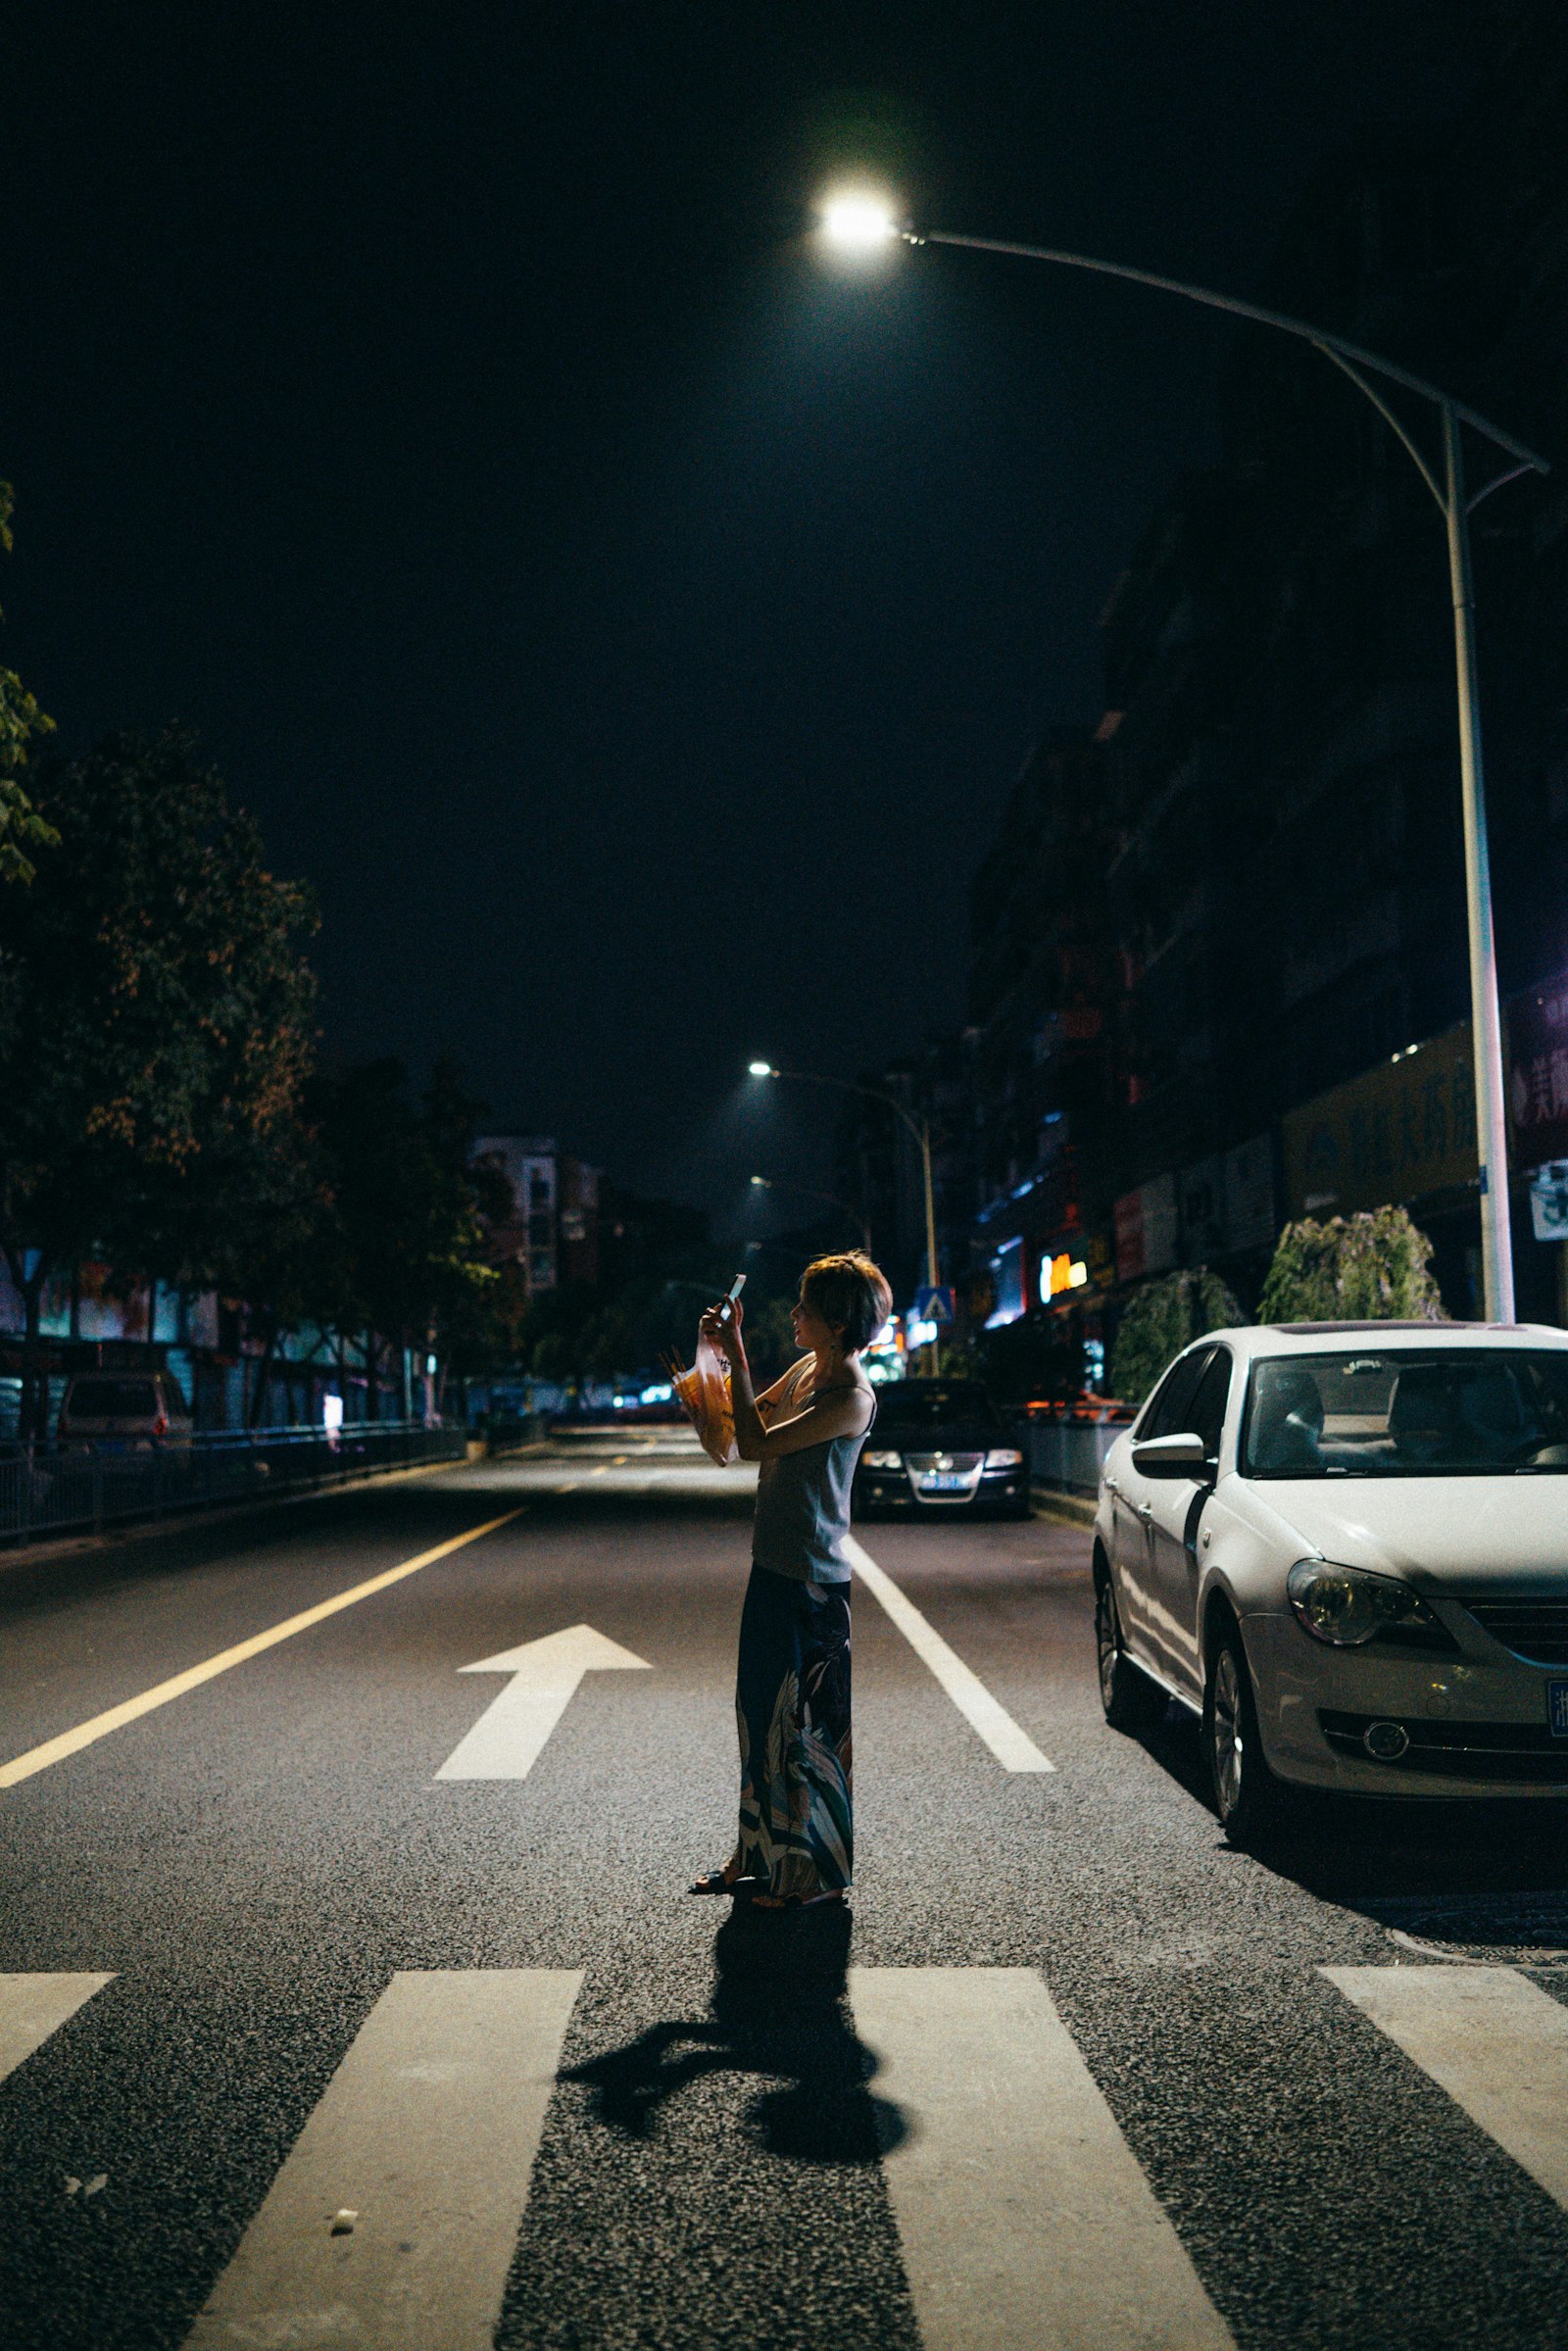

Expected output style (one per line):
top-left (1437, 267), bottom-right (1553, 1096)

top-left (183, 1970), bottom-right (582, 2351)
top-left (0, 1974), bottom-right (115, 2085)
top-left (1324, 1964), bottom-right (1568, 2212)
top-left (436, 1624), bottom-right (651, 1780)
top-left (844, 1537), bottom-right (1054, 1772)
top-left (850, 1968), bottom-right (1233, 2351)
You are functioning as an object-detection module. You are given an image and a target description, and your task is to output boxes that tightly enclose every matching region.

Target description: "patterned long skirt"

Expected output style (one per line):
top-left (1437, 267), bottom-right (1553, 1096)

top-left (733, 1562), bottom-right (853, 1900)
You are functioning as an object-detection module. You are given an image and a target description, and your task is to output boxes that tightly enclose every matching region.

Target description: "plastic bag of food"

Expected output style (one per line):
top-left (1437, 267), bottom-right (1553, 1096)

top-left (663, 1332), bottom-right (737, 1467)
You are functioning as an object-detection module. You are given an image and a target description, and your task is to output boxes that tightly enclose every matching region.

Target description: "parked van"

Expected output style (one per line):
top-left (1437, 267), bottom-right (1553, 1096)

top-left (58, 1371), bottom-right (193, 1448)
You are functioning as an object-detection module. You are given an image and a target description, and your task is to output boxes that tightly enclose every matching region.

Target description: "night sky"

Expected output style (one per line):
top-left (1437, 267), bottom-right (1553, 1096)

top-left (2, 4), bottom-right (1467, 1229)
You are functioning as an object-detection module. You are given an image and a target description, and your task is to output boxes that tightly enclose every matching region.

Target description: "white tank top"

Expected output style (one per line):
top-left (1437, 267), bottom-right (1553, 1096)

top-left (751, 1365), bottom-right (875, 1584)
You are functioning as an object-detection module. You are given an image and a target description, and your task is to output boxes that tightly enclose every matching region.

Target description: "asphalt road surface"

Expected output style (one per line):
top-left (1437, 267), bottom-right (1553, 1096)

top-left (3, 1427), bottom-right (1568, 2351)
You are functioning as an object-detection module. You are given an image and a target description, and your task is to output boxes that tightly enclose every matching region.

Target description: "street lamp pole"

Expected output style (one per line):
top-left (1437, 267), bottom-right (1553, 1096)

top-left (750, 1174), bottom-right (873, 1254)
top-left (750, 1063), bottom-right (939, 1289)
top-left (830, 206), bottom-right (1550, 1323)
top-left (1441, 400), bottom-right (1515, 1327)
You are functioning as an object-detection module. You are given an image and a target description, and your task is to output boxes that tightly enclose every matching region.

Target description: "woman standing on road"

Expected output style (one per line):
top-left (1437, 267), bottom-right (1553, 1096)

top-left (691, 1251), bottom-right (891, 1912)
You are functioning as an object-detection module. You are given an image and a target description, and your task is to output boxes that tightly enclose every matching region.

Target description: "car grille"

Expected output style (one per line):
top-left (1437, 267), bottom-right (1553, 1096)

top-left (1459, 1600), bottom-right (1568, 1666)
top-left (904, 1453), bottom-right (984, 1475)
top-left (1319, 1710), bottom-right (1568, 1783)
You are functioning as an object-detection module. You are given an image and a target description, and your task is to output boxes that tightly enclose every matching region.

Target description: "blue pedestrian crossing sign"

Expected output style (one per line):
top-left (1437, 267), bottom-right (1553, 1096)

top-left (911, 1285), bottom-right (956, 1326)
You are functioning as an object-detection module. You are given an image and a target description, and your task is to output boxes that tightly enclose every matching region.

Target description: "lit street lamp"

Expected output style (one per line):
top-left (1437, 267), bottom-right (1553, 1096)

top-left (750, 1173), bottom-right (873, 1253)
top-left (819, 192), bottom-right (901, 254)
top-left (748, 1060), bottom-right (939, 1291)
top-left (819, 190), bottom-right (1551, 1323)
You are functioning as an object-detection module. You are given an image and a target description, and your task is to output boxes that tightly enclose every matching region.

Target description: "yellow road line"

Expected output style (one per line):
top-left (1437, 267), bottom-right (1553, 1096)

top-left (0, 1509), bottom-right (525, 1790)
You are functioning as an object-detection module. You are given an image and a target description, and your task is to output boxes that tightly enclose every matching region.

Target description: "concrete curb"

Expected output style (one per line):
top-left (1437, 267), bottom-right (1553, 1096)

top-left (1030, 1485), bottom-right (1099, 1529)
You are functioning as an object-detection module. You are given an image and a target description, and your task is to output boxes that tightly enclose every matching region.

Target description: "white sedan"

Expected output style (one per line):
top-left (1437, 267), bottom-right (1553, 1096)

top-left (1093, 1320), bottom-right (1568, 1839)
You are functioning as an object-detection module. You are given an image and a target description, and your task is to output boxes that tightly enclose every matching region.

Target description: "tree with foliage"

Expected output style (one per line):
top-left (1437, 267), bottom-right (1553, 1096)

top-left (0, 481), bottom-right (57, 885)
top-left (1108, 1267), bottom-right (1248, 1407)
top-left (302, 1057), bottom-right (503, 1421)
top-left (1258, 1206), bottom-right (1446, 1325)
top-left (0, 729), bottom-right (318, 1434)
top-left (500, 1184), bottom-right (727, 1395)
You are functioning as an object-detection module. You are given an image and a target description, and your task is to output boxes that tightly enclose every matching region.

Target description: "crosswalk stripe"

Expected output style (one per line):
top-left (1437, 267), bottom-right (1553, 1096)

top-left (183, 1969), bottom-right (581, 2351)
top-left (1323, 1963), bottom-right (1568, 2211)
top-left (0, 1973), bottom-right (115, 2085)
top-left (844, 1538), bottom-right (1055, 1772)
top-left (849, 1968), bottom-right (1233, 2351)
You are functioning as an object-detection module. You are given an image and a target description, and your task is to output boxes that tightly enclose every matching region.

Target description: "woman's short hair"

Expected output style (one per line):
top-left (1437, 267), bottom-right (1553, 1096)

top-left (801, 1252), bottom-right (893, 1357)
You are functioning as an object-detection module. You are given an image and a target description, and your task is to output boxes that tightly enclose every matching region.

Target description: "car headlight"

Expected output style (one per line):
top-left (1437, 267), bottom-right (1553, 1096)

top-left (863, 1450), bottom-right (903, 1470)
top-left (984, 1448), bottom-right (1024, 1468)
top-left (1287, 1559), bottom-right (1446, 1647)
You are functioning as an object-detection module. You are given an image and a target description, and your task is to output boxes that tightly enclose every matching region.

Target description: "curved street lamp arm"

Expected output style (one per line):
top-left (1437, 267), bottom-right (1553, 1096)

top-left (770, 1066), bottom-right (928, 1152)
top-left (753, 1174), bottom-right (873, 1252)
top-left (1468, 460), bottom-right (1539, 515)
top-left (1309, 342), bottom-right (1445, 510)
top-left (767, 1066), bottom-right (939, 1289)
top-left (918, 230), bottom-right (1551, 475)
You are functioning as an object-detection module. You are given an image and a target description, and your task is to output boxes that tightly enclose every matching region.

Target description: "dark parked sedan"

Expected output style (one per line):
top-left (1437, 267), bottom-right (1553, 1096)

top-left (854, 1379), bottom-right (1030, 1519)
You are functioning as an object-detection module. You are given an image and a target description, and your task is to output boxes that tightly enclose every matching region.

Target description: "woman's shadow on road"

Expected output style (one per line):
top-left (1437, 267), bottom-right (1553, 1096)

top-left (563, 1904), bottom-right (906, 2165)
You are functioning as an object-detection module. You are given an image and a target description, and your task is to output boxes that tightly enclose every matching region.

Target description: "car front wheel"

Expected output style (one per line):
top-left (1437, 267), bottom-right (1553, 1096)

top-left (1096, 1569), bottom-right (1165, 1731)
top-left (1203, 1617), bottom-right (1284, 1843)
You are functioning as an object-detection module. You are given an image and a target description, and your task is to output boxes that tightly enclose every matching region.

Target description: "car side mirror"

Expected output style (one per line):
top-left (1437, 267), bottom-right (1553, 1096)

top-left (1132, 1430), bottom-right (1212, 1480)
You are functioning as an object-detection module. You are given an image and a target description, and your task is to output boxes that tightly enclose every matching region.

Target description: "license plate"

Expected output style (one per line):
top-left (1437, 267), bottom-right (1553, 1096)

top-left (1549, 1682), bottom-right (1568, 1739)
top-left (920, 1472), bottom-right (970, 1493)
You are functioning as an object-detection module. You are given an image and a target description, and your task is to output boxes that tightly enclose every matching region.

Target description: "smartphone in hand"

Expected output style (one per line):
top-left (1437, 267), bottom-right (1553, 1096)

top-left (716, 1271), bottom-right (747, 1323)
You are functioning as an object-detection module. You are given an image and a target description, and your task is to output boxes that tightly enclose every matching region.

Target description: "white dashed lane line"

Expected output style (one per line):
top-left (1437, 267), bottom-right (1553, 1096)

top-left (845, 1537), bottom-right (1054, 1773)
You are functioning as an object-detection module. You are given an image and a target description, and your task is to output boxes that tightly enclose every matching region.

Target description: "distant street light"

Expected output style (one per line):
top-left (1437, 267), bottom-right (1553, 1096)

top-left (748, 1060), bottom-right (938, 1292)
top-left (750, 1173), bottom-right (873, 1253)
top-left (828, 202), bottom-right (1552, 1323)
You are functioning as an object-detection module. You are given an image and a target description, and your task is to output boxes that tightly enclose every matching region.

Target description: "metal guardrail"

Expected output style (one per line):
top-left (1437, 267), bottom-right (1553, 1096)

top-left (480, 1413), bottom-right (552, 1459)
top-left (0, 1419), bottom-right (466, 1546)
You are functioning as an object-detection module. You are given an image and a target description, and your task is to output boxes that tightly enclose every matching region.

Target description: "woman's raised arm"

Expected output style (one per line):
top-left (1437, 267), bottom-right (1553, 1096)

top-left (748, 1387), bottom-right (874, 1460)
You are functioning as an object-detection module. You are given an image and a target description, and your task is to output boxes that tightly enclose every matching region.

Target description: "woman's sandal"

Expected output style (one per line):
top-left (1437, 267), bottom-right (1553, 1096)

top-left (688, 1864), bottom-right (754, 1896)
top-left (750, 1888), bottom-right (847, 1911)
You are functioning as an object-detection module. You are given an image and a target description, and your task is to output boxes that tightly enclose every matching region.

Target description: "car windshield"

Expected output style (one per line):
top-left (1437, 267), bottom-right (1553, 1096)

top-left (1241, 1349), bottom-right (1568, 1478)
top-left (872, 1382), bottom-right (1001, 1430)
top-left (66, 1378), bottom-right (160, 1419)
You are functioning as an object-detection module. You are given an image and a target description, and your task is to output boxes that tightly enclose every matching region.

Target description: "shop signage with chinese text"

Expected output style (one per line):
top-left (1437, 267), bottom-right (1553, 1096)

top-left (1508, 980), bottom-right (1568, 1171)
top-left (1113, 1173), bottom-right (1178, 1282)
top-left (1176, 1136), bottom-right (1275, 1261)
top-left (1282, 1025), bottom-right (1477, 1220)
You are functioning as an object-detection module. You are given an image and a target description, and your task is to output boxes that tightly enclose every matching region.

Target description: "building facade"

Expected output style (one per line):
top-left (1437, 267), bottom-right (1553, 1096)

top-left (472, 1136), bottom-right (602, 1296)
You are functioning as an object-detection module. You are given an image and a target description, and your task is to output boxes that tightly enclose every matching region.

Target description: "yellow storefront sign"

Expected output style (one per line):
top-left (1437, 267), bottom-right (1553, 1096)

top-left (1283, 1025), bottom-right (1478, 1220)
